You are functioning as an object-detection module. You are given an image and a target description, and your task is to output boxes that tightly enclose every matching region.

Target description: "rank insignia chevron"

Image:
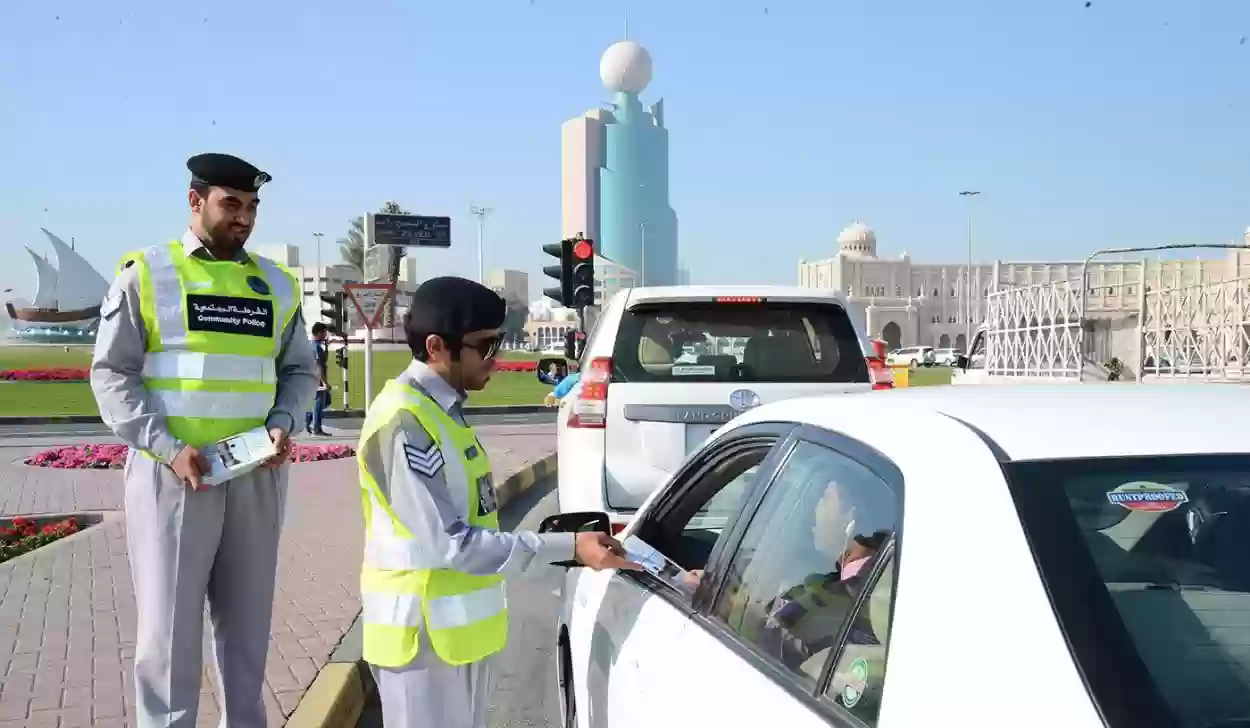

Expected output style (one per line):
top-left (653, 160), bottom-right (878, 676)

top-left (403, 442), bottom-right (445, 478)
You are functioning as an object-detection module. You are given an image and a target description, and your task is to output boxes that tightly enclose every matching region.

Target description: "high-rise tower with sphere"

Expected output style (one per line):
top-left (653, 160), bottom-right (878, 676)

top-left (561, 40), bottom-right (679, 301)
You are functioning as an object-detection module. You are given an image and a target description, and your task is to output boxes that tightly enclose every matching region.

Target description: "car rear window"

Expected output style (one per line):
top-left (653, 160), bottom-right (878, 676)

top-left (610, 300), bottom-right (868, 384)
top-left (1007, 454), bottom-right (1250, 728)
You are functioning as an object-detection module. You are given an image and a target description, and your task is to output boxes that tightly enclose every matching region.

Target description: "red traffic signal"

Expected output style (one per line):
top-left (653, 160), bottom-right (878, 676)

top-left (572, 240), bottom-right (594, 260)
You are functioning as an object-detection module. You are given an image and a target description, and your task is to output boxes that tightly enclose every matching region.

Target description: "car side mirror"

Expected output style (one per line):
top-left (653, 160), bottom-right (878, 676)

top-left (536, 357), bottom-right (568, 383)
top-left (956, 355), bottom-right (970, 371)
top-left (539, 511), bottom-right (610, 535)
top-left (539, 511), bottom-right (610, 568)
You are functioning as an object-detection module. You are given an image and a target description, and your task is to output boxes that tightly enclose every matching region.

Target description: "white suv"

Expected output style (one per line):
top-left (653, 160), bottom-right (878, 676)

top-left (553, 285), bottom-right (885, 532)
top-left (886, 346), bottom-right (935, 368)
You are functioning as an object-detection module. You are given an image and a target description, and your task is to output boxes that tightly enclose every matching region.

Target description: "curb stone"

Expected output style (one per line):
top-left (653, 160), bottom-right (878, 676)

top-left (0, 404), bottom-right (549, 427)
top-left (283, 451), bottom-right (558, 728)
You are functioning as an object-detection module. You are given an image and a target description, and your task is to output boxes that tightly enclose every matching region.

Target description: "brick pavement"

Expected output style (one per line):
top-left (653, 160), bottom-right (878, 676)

top-left (0, 427), bottom-right (554, 727)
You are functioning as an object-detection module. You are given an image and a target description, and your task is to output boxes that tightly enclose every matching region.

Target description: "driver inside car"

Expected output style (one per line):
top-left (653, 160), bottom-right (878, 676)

top-left (687, 476), bottom-right (893, 670)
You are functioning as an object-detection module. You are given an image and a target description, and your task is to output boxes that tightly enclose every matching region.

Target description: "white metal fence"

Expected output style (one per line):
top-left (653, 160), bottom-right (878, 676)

top-left (984, 278), bottom-right (1083, 378)
top-left (980, 268), bottom-right (1250, 382)
top-left (1140, 270), bottom-right (1250, 381)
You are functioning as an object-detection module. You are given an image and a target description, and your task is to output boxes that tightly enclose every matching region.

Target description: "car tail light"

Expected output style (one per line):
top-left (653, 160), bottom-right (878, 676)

top-left (568, 357), bottom-right (611, 428)
top-left (867, 357), bottom-right (894, 390)
top-left (866, 339), bottom-right (894, 390)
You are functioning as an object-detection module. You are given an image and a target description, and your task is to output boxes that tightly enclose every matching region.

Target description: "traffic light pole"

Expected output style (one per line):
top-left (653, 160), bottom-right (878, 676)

top-left (364, 326), bottom-right (374, 412)
top-left (363, 215), bottom-right (376, 412)
top-left (340, 344), bottom-right (349, 410)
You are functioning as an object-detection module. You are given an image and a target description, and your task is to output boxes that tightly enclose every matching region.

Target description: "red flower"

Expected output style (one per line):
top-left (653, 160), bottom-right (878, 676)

top-left (0, 368), bottom-right (89, 382)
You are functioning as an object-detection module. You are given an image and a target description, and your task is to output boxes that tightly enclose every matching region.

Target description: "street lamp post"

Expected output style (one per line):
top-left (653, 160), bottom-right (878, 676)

top-left (958, 191), bottom-right (981, 347)
top-left (637, 220), bottom-right (651, 286)
top-left (469, 204), bottom-right (493, 284)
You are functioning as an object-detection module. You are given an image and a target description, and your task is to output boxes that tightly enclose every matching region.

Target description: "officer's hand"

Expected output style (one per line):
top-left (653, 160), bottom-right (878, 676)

top-left (574, 532), bottom-right (642, 572)
top-left (171, 446), bottom-right (208, 491)
top-left (262, 427), bottom-right (290, 468)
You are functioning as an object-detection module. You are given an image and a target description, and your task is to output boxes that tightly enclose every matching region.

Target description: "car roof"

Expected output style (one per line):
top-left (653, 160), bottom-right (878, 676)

top-left (622, 285), bottom-right (850, 308)
top-left (725, 383), bottom-right (1250, 462)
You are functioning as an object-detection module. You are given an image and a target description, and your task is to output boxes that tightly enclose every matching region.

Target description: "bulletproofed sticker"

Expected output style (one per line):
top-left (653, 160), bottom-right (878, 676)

top-left (1105, 481), bottom-right (1189, 513)
top-left (840, 658), bottom-right (869, 708)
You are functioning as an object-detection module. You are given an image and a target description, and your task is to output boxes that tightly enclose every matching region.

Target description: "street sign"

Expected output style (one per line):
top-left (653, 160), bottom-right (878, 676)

top-left (343, 282), bottom-right (396, 330)
top-left (370, 213), bottom-right (452, 248)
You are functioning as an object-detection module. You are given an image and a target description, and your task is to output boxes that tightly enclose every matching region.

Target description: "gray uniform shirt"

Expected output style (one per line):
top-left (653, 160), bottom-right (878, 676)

top-left (363, 358), bottom-right (576, 579)
top-left (90, 230), bottom-right (319, 462)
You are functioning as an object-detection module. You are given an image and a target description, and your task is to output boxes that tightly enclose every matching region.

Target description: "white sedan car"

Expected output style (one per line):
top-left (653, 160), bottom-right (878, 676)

top-left (543, 384), bottom-right (1250, 728)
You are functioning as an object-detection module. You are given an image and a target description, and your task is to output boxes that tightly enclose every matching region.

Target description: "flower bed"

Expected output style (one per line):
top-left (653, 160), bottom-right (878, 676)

top-left (25, 443), bottom-right (356, 469)
top-left (1, 516), bottom-right (82, 564)
top-left (1, 367), bottom-right (90, 382)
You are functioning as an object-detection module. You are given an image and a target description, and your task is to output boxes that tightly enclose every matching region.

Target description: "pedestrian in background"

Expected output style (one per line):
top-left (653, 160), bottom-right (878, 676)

top-left (307, 321), bottom-right (331, 435)
top-left (90, 153), bottom-right (319, 727)
top-left (355, 276), bottom-right (638, 728)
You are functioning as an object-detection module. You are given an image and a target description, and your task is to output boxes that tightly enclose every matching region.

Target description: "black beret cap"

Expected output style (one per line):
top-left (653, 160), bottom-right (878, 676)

top-left (404, 276), bottom-right (506, 339)
top-left (187, 153), bottom-right (272, 192)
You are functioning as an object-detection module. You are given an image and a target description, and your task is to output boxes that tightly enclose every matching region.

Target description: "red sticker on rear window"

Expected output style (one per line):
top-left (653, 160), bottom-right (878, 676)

top-left (1105, 482), bottom-right (1189, 512)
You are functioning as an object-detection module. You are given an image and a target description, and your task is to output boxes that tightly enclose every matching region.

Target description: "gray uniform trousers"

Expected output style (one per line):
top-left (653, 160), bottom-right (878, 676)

top-left (373, 650), bottom-right (497, 728)
top-left (124, 449), bottom-right (288, 728)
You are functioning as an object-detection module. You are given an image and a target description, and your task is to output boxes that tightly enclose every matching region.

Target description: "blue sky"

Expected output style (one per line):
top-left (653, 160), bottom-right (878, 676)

top-left (2, 0), bottom-right (1249, 302)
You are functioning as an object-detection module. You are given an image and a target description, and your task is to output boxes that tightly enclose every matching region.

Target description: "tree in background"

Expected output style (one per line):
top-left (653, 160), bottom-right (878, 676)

top-left (338, 201), bottom-right (410, 274)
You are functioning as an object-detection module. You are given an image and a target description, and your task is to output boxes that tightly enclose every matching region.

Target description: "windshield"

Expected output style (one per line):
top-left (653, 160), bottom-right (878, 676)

top-left (1007, 455), bottom-right (1250, 728)
top-left (611, 301), bottom-right (868, 383)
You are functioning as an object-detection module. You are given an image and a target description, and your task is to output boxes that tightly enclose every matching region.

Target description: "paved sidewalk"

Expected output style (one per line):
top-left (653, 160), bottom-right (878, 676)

top-left (0, 425), bottom-right (555, 727)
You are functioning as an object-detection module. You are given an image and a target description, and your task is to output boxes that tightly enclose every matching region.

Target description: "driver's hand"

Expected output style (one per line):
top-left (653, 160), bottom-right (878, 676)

top-left (683, 569), bottom-right (705, 587)
top-left (574, 532), bottom-right (642, 571)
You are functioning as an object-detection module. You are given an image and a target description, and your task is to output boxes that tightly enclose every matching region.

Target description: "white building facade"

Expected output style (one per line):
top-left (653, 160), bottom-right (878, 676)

top-left (798, 222), bottom-right (1250, 351)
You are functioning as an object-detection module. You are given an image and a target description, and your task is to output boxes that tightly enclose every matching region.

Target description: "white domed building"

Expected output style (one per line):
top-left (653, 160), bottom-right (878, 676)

top-left (798, 221), bottom-right (1250, 353)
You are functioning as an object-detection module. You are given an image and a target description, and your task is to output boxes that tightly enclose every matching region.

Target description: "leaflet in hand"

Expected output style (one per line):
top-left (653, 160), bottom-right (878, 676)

top-left (622, 536), bottom-right (692, 592)
top-left (201, 427), bottom-right (278, 486)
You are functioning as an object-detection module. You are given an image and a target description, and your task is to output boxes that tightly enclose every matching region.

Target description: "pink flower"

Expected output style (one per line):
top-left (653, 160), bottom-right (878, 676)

top-left (1, 368), bottom-right (89, 382)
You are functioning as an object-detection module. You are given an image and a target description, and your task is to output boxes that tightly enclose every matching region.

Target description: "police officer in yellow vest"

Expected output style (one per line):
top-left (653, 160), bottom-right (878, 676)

top-left (89, 153), bottom-right (319, 727)
top-left (358, 276), bottom-right (638, 728)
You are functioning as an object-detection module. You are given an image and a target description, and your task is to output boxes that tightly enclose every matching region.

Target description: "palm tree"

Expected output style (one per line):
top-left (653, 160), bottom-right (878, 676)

top-left (338, 201), bottom-right (411, 274)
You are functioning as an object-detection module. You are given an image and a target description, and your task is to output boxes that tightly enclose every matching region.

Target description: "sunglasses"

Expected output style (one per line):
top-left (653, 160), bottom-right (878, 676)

top-left (437, 333), bottom-right (503, 360)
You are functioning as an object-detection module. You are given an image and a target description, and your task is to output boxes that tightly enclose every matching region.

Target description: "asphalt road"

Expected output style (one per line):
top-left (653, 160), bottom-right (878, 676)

top-left (356, 476), bottom-right (565, 728)
top-left (0, 411), bottom-right (556, 449)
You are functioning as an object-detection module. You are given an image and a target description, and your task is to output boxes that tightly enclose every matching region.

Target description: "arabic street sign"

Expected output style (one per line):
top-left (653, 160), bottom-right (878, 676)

top-left (370, 213), bottom-right (452, 248)
top-left (343, 282), bottom-right (396, 330)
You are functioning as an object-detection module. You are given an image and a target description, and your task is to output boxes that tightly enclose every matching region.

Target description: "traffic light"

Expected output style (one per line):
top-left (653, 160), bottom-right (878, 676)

top-left (570, 238), bottom-right (595, 309)
top-left (542, 239), bottom-right (573, 306)
top-left (321, 292), bottom-right (346, 337)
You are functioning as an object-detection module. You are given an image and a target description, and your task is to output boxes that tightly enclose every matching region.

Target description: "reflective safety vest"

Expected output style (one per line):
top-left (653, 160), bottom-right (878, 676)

top-left (122, 241), bottom-right (299, 452)
top-left (358, 380), bottom-right (507, 668)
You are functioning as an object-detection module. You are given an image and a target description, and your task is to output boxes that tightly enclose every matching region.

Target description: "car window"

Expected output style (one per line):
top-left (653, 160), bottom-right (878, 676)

top-left (709, 440), bottom-right (899, 693)
top-left (634, 439), bottom-right (779, 580)
top-left (1008, 455), bottom-right (1250, 728)
top-left (611, 300), bottom-right (868, 384)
